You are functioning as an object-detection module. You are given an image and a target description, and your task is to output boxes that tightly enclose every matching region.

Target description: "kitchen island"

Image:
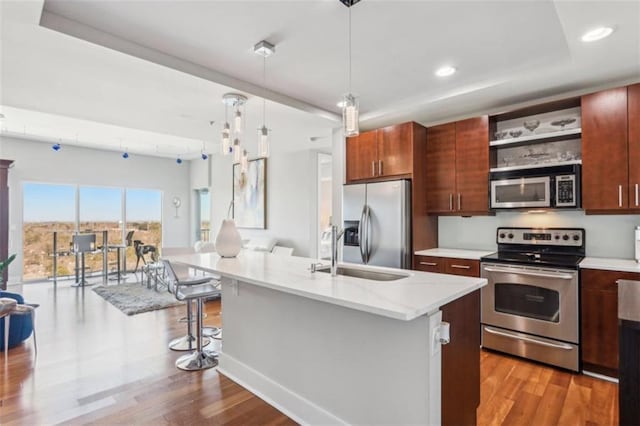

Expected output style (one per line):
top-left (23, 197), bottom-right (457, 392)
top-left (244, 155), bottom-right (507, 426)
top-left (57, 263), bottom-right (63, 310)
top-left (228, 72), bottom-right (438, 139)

top-left (169, 250), bottom-right (486, 425)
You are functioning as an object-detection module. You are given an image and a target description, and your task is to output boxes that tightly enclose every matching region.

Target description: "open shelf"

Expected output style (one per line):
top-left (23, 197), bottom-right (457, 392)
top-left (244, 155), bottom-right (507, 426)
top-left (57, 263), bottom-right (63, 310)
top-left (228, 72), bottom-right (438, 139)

top-left (490, 127), bottom-right (581, 147)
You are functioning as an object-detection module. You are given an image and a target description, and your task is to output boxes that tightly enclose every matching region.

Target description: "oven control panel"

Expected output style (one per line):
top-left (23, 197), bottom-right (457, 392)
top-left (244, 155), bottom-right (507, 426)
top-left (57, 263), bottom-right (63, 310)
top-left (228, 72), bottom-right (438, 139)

top-left (497, 228), bottom-right (584, 247)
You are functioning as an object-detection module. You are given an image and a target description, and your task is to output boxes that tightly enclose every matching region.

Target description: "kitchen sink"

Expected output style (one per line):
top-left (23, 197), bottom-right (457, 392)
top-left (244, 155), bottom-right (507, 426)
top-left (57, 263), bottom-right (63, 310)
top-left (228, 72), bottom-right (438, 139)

top-left (317, 266), bottom-right (409, 281)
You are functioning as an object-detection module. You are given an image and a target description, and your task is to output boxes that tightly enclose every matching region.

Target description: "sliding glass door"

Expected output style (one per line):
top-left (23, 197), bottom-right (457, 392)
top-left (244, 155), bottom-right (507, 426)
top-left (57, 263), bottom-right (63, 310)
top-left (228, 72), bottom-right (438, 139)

top-left (22, 183), bottom-right (162, 282)
top-left (23, 183), bottom-right (76, 281)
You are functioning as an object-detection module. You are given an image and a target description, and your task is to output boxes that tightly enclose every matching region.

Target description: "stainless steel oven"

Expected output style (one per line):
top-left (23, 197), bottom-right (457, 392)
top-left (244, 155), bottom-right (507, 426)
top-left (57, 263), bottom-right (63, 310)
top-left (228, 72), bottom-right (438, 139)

top-left (480, 227), bottom-right (585, 372)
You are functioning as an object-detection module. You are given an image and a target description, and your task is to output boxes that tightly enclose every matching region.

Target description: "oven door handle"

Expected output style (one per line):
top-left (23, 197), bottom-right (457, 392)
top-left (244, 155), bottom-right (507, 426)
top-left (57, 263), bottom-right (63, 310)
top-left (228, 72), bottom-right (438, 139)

top-left (482, 266), bottom-right (574, 280)
top-left (483, 326), bottom-right (574, 350)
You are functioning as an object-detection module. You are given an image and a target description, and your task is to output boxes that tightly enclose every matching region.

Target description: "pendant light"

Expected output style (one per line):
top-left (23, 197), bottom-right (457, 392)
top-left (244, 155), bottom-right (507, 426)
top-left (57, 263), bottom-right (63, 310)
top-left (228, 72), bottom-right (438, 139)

top-left (254, 40), bottom-right (275, 158)
top-left (222, 93), bottom-right (247, 160)
top-left (341, 0), bottom-right (360, 137)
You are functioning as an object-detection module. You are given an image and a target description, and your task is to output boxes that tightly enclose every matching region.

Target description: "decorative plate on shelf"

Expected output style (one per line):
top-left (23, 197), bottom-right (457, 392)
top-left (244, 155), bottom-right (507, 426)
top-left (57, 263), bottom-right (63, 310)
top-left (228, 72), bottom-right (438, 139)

top-left (550, 118), bottom-right (577, 129)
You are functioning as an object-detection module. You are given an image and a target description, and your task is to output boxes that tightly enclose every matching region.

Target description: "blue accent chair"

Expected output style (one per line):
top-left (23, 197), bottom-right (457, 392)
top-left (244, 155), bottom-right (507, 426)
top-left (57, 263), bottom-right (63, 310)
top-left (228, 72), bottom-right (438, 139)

top-left (0, 291), bottom-right (34, 351)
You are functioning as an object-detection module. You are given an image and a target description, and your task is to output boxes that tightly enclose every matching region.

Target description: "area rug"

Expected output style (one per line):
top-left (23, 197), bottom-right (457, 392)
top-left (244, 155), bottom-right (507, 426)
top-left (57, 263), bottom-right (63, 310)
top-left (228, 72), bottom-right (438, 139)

top-left (92, 283), bottom-right (182, 316)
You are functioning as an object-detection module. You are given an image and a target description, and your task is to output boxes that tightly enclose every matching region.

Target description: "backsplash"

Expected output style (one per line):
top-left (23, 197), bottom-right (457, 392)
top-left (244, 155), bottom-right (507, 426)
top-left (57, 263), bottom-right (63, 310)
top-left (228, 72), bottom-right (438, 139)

top-left (439, 211), bottom-right (640, 259)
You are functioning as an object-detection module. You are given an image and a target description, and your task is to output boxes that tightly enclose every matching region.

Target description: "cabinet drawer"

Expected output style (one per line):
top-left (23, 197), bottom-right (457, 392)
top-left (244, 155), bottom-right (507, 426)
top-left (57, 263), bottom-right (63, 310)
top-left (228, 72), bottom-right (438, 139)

top-left (414, 256), bottom-right (444, 273)
top-left (444, 258), bottom-right (480, 277)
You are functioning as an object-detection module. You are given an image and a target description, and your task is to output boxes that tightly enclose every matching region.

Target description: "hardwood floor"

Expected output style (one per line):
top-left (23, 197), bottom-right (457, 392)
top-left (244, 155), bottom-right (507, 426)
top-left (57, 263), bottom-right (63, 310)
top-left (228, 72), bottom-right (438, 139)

top-left (478, 350), bottom-right (618, 426)
top-left (2, 281), bottom-right (619, 425)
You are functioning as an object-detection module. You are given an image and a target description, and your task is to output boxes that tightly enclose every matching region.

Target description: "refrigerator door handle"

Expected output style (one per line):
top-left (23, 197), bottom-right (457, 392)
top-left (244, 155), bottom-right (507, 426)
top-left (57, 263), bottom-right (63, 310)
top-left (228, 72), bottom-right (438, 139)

top-left (359, 205), bottom-right (367, 263)
top-left (366, 205), bottom-right (373, 263)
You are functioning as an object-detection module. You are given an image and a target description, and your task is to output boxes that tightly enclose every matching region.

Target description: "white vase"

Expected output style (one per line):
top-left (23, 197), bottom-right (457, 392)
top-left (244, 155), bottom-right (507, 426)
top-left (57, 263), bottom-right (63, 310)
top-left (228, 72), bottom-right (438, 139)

top-left (215, 219), bottom-right (242, 258)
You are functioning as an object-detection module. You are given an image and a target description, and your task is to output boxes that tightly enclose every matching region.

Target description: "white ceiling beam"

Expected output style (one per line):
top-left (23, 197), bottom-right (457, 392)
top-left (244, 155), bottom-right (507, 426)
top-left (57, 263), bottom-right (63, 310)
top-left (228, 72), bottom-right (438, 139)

top-left (39, 10), bottom-right (342, 124)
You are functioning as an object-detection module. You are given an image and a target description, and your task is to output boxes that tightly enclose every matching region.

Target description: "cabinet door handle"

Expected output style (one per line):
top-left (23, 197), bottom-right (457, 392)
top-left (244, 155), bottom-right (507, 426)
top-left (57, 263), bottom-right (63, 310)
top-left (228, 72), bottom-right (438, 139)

top-left (450, 264), bottom-right (471, 269)
top-left (457, 193), bottom-right (461, 211)
top-left (378, 160), bottom-right (383, 176)
top-left (635, 183), bottom-right (639, 207)
top-left (619, 185), bottom-right (623, 207)
top-left (449, 193), bottom-right (453, 211)
top-left (371, 161), bottom-right (376, 177)
top-left (420, 261), bottom-right (438, 266)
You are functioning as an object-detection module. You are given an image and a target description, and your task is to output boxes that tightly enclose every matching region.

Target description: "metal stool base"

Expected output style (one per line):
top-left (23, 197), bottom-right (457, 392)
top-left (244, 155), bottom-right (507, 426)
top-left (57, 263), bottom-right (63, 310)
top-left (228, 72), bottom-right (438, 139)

top-left (168, 335), bottom-right (211, 351)
top-left (175, 350), bottom-right (219, 371)
top-left (202, 327), bottom-right (221, 338)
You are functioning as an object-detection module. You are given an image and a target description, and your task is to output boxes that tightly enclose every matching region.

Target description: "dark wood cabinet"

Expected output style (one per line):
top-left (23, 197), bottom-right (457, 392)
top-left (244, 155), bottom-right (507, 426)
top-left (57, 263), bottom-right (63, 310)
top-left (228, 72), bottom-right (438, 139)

top-left (414, 255), bottom-right (444, 273)
top-left (346, 129), bottom-right (378, 182)
top-left (426, 123), bottom-right (456, 213)
top-left (441, 290), bottom-right (481, 426)
top-left (444, 258), bottom-right (480, 277)
top-left (628, 83), bottom-right (640, 209)
top-left (345, 122), bottom-right (414, 183)
top-left (426, 117), bottom-right (489, 215)
top-left (377, 123), bottom-right (413, 177)
top-left (581, 268), bottom-right (640, 378)
top-left (582, 87), bottom-right (629, 211)
top-left (455, 117), bottom-right (490, 214)
top-left (582, 85), bottom-right (640, 213)
top-left (414, 255), bottom-right (480, 278)
top-left (414, 256), bottom-right (481, 425)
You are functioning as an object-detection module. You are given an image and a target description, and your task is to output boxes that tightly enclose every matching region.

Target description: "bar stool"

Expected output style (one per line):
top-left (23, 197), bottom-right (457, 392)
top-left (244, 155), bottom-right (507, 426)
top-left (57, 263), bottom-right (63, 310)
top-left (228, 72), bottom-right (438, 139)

top-left (162, 259), bottom-right (220, 371)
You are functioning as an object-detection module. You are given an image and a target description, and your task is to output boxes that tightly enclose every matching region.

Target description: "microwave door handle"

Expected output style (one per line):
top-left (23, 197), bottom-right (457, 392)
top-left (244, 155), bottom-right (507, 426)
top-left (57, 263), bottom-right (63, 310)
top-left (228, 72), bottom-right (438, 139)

top-left (482, 266), bottom-right (574, 280)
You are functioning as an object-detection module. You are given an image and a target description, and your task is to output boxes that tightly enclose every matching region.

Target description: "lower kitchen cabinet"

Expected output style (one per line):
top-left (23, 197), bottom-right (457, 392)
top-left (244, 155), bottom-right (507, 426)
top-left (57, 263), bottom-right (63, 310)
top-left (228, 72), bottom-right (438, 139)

top-left (415, 257), bottom-right (481, 425)
top-left (581, 268), bottom-right (640, 378)
top-left (414, 255), bottom-right (480, 278)
top-left (441, 290), bottom-right (480, 426)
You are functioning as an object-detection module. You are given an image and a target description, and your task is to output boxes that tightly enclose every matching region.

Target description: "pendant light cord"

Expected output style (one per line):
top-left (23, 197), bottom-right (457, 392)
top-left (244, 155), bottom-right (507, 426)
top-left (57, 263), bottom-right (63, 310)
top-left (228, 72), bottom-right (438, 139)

top-left (263, 55), bottom-right (266, 126)
top-left (348, 6), bottom-right (352, 93)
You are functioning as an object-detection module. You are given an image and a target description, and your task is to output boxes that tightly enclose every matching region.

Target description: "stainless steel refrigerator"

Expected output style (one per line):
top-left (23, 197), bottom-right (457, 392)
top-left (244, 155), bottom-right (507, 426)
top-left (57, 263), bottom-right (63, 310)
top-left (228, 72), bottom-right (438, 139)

top-left (342, 180), bottom-right (411, 269)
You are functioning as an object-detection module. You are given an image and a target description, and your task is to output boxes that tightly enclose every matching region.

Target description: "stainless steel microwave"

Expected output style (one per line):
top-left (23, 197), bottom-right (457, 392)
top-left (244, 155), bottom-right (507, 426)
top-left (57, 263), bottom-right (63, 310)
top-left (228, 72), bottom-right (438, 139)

top-left (490, 164), bottom-right (581, 210)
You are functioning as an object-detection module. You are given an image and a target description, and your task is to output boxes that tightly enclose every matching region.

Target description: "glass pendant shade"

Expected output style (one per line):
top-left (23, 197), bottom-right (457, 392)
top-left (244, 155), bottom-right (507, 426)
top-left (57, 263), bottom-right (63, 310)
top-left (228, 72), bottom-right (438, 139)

top-left (342, 93), bottom-right (359, 137)
top-left (258, 126), bottom-right (270, 158)
top-left (221, 132), bottom-right (231, 155)
top-left (233, 138), bottom-right (241, 163)
top-left (234, 110), bottom-right (242, 133)
top-left (240, 149), bottom-right (249, 173)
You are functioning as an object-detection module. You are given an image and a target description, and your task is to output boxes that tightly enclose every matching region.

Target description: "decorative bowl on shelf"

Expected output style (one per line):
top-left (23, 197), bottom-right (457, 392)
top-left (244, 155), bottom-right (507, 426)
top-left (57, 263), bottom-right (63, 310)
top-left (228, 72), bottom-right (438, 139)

top-left (550, 118), bottom-right (577, 130)
top-left (523, 119), bottom-right (540, 133)
top-left (494, 130), bottom-right (508, 140)
top-left (509, 130), bottom-right (523, 138)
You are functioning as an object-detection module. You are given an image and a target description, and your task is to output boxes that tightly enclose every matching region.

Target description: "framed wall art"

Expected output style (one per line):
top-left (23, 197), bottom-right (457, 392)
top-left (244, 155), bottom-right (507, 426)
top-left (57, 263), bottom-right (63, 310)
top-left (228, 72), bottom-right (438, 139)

top-left (232, 158), bottom-right (267, 229)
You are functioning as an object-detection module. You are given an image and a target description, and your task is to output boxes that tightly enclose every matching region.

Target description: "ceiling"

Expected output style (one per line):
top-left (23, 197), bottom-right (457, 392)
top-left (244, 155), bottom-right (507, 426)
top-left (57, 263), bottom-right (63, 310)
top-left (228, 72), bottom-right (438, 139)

top-left (1, 1), bottom-right (639, 158)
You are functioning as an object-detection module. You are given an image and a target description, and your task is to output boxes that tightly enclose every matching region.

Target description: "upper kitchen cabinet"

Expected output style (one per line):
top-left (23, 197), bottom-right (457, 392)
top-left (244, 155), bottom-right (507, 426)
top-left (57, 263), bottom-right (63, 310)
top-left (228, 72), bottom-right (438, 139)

top-left (346, 129), bottom-right (378, 182)
top-left (426, 116), bottom-right (490, 215)
top-left (345, 122), bottom-right (418, 183)
top-left (628, 83), bottom-right (640, 209)
top-left (426, 123), bottom-right (456, 213)
top-left (582, 84), bottom-right (640, 213)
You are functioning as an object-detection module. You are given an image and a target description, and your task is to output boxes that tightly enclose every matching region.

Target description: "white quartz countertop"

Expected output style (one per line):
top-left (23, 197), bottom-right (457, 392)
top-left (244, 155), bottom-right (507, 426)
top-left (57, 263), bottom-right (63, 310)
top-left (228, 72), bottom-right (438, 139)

top-left (414, 248), bottom-right (496, 260)
top-left (580, 257), bottom-right (640, 274)
top-left (168, 251), bottom-right (487, 322)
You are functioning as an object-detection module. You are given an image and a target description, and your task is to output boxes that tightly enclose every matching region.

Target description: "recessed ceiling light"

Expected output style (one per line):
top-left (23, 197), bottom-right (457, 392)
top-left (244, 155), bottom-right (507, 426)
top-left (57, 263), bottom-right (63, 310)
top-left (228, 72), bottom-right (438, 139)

top-left (581, 26), bottom-right (614, 42)
top-left (435, 66), bottom-right (456, 77)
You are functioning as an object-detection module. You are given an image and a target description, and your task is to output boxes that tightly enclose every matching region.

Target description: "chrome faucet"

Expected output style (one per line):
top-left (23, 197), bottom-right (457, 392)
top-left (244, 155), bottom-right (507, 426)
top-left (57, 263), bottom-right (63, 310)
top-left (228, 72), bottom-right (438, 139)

top-left (331, 225), bottom-right (345, 277)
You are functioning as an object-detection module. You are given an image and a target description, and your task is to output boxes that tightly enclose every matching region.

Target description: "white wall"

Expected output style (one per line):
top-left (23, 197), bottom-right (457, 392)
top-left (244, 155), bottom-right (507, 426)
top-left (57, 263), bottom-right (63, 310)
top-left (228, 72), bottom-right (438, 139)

top-left (439, 211), bottom-right (640, 259)
top-left (209, 147), bottom-right (323, 258)
top-left (0, 136), bottom-right (192, 282)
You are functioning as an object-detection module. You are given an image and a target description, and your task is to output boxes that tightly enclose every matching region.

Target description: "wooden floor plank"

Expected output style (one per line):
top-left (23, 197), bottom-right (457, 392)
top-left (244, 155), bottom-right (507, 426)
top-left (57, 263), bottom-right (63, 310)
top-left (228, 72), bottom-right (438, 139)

top-left (1, 281), bottom-right (620, 425)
